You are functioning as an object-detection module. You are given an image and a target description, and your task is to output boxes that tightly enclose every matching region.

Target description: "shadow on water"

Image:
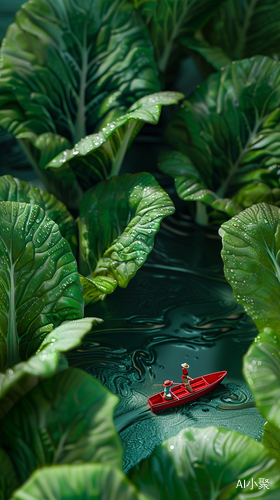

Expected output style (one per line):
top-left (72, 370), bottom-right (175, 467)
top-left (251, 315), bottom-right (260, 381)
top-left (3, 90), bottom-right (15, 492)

top-left (67, 215), bottom-right (264, 471)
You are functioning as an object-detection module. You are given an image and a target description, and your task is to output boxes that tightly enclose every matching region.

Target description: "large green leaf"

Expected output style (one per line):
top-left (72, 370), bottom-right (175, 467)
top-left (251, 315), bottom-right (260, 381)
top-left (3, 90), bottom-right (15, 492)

top-left (0, 175), bottom-right (77, 256)
top-left (0, 0), bottom-right (161, 204)
top-left (0, 0), bottom-right (160, 145)
top-left (162, 56), bottom-right (280, 225)
top-left (219, 203), bottom-right (280, 332)
top-left (129, 426), bottom-right (280, 499)
top-left (201, 0), bottom-right (280, 67)
top-left (0, 318), bottom-right (102, 418)
top-left (244, 327), bottom-right (280, 430)
top-left (158, 149), bottom-right (224, 225)
top-left (46, 91), bottom-right (184, 207)
top-left (0, 201), bottom-right (83, 371)
top-left (10, 465), bottom-right (150, 500)
top-left (1, 368), bottom-right (123, 484)
top-left (133, 0), bottom-right (225, 75)
top-left (78, 173), bottom-right (175, 304)
top-left (262, 421), bottom-right (280, 462)
top-left (0, 447), bottom-right (19, 500)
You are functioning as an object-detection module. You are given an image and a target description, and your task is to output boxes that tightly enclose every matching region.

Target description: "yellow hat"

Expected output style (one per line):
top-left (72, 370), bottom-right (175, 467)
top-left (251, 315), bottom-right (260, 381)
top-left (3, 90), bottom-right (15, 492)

top-left (181, 363), bottom-right (189, 368)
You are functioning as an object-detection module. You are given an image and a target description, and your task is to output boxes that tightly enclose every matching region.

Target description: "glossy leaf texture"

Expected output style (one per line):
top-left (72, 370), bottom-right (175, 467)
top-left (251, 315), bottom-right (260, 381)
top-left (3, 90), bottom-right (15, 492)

top-left (0, 447), bottom-right (19, 500)
top-left (0, 202), bottom-right (83, 371)
top-left (10, 465), bottom-right (150, 500)
top-left (78, 173), bottom-right (175, 304)
top-left (0, 0), bottom-right (160, 142)
top-left (79, 275), bottom-right (117, 305)
top-left (129, 426), bottom-right (280, 499)
top-left (262, 421), bottom-right (280, 462)
top-left (199, 0), bottom-right (280, 70)
top-left (1, 368), bottom-right (123, 484)
top-left (0, 318), bottom-right (102, 418)
top-left (44, 91), bottom-right (184, 208)
top-left (219, 203), bottom-right (280, 332)
top-left (162, 56), bottom-right (280, 225)
top-left (244, 327), bottom-right (280, 430)
top-left (133, 0), bottom-right (225, 76)
top-left (0, 0), bottom-right (160, 191)
top-left (0, 175), bottom-right (77, 256)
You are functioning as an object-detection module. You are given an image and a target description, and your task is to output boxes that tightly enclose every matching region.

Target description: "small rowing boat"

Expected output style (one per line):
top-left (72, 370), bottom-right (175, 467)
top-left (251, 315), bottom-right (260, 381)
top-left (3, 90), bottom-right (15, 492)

top-left (148, 371), bottom-right (227, 412)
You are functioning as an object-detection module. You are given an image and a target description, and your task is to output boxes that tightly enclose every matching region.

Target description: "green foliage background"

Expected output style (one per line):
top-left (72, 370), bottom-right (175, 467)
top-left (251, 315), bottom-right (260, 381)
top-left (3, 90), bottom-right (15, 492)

top-left (2, 1), bottom-right (280, 499)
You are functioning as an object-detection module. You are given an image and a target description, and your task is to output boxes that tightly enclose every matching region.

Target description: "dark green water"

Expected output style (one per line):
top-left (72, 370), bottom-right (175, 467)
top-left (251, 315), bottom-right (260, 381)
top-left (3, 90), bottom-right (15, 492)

top-left (67, 214), bottom-right (265, 472)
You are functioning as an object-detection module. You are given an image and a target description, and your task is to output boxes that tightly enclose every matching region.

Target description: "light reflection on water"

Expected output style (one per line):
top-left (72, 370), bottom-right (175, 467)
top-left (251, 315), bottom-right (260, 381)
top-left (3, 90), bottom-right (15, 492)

top-left (67, 215), bottom-right (264, 471)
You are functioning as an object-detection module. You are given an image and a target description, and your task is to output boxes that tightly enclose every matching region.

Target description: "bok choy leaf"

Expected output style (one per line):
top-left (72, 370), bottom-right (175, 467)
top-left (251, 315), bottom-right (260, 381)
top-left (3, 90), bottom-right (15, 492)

top-left (161, 56), bottom-right (280, 225)
top-left (0, 201), bottom-right (83, 371)
top-left (78, 173), bottom-right (175, 304)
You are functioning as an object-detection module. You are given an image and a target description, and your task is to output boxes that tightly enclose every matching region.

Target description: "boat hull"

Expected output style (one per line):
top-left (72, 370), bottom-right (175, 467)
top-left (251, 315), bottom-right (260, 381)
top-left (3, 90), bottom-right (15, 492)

top-left (148, 371), bottom-right (227, 412)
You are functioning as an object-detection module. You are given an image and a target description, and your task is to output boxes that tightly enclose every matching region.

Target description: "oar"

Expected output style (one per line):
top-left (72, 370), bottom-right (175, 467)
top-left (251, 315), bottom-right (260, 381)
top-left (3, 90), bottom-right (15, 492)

top-left (153, 382), bottom-right (183, 386)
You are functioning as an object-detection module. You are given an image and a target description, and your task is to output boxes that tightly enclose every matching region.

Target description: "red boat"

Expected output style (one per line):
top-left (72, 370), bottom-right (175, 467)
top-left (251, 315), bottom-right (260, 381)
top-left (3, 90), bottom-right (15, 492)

top-left (148, 371), bottom-right (227, 411)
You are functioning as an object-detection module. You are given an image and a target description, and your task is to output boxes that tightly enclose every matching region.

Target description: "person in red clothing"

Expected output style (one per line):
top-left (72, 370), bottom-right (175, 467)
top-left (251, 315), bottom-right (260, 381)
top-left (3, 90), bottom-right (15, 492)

top-left (181, 363), bottom-right (193, 392)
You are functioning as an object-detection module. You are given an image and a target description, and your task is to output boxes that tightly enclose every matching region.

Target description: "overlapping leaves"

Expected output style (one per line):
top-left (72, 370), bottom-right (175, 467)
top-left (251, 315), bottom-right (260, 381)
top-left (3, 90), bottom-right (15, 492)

top-left (0, 318), bottom-right (102, 418)
top-left (6, 425), bottom-right (280, 500)
top-left (1, 368), bottom-right (122, 483)
top-left (133, 0), bottom-right (225, 76)
top-left (0, 175), bottom-right (77, 256)
top-left (262, 422), bottom-right (280, 462)
top-left (129, 427), bottom-right (280, 499)
top-left (219, 203), bottom-right (280, 332)
top-left (240, 322), bottom-right (280, 473)
top-left (161, 56), bottom-right (280, 225)
top-left (46, 91), bottom-right (184, 207)
top-left (221, 202), bottom-right (280, 460)
top-left (0, 368), bottom-right (124, 499)
top-left (0, 0), bottom-right (162, 206)
top-left (244, 327), bottom-right (280, 431)
top-left (0, 201), bottom-right (83, 371)
top-left (0, 0), bottom-right (160, 144)
top-left (78, 172), bottom-right (175, 304)
top-left (10, 465), bottom-right (149, 500)
top-left (195, 0), bottom-right (280, 70)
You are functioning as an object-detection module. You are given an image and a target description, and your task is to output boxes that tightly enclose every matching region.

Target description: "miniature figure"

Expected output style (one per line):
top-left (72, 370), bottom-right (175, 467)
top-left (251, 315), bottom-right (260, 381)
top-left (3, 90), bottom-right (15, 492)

top-left (163, 380), bottom-right (173, 400)
top-left (148, 371), bottom-right (227, 411)
top-left (181, 362), bottom-right (194, 392)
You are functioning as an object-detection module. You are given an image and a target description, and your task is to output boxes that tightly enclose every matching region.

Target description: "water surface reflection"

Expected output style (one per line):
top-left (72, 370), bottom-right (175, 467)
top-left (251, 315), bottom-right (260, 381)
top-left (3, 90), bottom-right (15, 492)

top-left (67, 216), bottom-right (264, 471)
